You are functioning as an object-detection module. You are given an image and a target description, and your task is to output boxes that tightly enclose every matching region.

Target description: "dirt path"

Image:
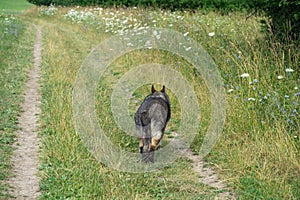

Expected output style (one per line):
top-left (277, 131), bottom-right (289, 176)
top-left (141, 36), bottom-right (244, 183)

top-left (184, 148), bottom-right (235, 199)
top-left (169, 132), bottom-right (236, 199)
top-left (8, 25), bottom-right (42, 199)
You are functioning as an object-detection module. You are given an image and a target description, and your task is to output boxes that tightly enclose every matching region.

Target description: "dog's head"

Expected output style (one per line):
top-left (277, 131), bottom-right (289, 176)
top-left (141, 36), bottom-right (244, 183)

top-left (151, 85), bottom-right (170, 103)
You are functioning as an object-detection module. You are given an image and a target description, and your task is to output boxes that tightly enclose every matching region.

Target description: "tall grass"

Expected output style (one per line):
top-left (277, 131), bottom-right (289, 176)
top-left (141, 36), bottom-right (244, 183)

top-left (29, 6), bottom-right (300, 199)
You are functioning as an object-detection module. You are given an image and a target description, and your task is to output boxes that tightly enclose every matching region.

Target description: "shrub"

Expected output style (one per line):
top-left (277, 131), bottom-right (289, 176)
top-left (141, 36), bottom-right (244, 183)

top-left (251, 0), bottom-right (300, 46)
top-left (26, 0), bottom-right (251, 11)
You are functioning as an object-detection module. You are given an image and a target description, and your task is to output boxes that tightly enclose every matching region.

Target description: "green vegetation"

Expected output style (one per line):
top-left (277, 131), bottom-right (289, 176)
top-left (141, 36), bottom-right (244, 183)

top-left (0, 15), bottom-right (35, 198)
top-left (1, 2), bottom-right (299, 199)
top-left (27, 0), bottom-right (253, 11)
top-left (33, 13), bottom-right (219, 199)
top-left (0, 0), bottom-right (34, 14)
top-left (253, 0), bottom-right (300, 45)
top-left (28, 0), bottom-right (300, 46)
top-left (32, 6), bottom-right (299, 199)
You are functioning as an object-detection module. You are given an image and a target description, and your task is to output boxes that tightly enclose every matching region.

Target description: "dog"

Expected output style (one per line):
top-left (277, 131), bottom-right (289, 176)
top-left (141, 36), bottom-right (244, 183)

top-left (134, 85), bottom-right (171, 162)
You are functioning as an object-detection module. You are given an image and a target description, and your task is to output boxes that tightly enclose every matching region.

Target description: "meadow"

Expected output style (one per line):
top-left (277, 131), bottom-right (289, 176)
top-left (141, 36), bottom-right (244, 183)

top-left (1, 2), bottom-right (299, 199)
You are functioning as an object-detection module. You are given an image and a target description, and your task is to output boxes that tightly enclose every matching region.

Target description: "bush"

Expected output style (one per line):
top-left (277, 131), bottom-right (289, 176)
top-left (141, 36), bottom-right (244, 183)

top-left (27, 0), bottom-right (251, 11)
top-left (251, 0), bottom-right (300, 46)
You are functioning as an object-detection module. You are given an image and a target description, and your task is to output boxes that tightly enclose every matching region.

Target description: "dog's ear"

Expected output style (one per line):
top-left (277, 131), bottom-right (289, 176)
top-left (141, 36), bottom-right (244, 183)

top-left (161, 85), bottom-right (165, 93)
top-left (151, 85), bottom-right (156, 93)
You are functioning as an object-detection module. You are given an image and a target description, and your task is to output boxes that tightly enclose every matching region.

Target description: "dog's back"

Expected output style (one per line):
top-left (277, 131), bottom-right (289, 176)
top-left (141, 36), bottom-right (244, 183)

top-left (135, 85), bottom-right (171, 162)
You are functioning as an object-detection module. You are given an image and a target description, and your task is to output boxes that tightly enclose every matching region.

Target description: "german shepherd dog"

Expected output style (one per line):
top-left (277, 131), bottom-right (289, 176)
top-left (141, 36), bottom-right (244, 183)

top-left (135, 85), bottom-right (171, 162)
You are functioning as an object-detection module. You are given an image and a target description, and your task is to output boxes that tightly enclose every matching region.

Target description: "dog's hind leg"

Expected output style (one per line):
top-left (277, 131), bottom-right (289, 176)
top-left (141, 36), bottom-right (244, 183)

top-left (151, 130), bottom-right (163, 151)
top-left (139, 138), bottom-right (143, 153)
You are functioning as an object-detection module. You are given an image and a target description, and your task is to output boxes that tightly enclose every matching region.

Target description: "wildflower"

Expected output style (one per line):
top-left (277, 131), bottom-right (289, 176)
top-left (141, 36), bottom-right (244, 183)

top-left (294, 92), bottom-right (300, 96)
top-left (240, 73), bottom-right (249, 78)
top-left (254, 79), bottom-right (258, 83)
top-left (294, 87), bottom-right (298, 90)
top-left (228, 89), bottom-right (234, 93)
top-left (277, 75), bottom-right (284, 79)
top-left (185, 47), bottom-right (192, 51)
top-left (284, 95), bottom-right (289, 98)
top-left (127, 42), bottom-right (133, 46)
top-left (183, 32), bottom-right (189, 36)
top-left (249, 81), bottom-right (253, 85)
top-left (248, 97), bottom-right (256, 101)
top-left (208, 32), bottom-right (215, 37)
top-left (285, 68), bottom-right (294, 73)
top-left (241, 73), bottom-right (249, 78)
top-left (235, 86), bottom-right (239, 90)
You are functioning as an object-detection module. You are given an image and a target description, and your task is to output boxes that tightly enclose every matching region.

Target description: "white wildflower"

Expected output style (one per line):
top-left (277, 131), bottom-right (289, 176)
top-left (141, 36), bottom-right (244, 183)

top-left (277, 75), bottom-right (284, 79)
top-left (248, 97), bottom-right (256, 101)
top-left (185, 47), bottom-right (192, 51)
top-left (285, 68), bottom-right (294, 73)
top-left (183, 32), bottom-right (189, 37)
top-left (240, 73), bottom-right (249, 78)
top-left (208, 32), bottom-right (215, 37)
top-left (228, 89), bottom-right (234, 93)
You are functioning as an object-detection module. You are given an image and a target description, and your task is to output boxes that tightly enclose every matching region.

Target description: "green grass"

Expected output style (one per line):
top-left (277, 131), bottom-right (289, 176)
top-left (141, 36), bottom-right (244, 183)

top-left (0, 0), bottom-right (34, 14)
top-left (4, 6), bottom-right (300, 199)
top-left (0, 16), bottom-right (35, 198)
top-left (32, 15), bottom-right (221, 199)
top-left (33, 8), bottom-right (300, 199)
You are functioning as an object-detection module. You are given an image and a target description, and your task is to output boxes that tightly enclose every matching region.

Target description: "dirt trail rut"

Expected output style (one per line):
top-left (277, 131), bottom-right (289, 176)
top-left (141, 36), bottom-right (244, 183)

top-left (169, 132), bottom-right (236, 199)
top-left (8, 25), bottom-right (42, 199)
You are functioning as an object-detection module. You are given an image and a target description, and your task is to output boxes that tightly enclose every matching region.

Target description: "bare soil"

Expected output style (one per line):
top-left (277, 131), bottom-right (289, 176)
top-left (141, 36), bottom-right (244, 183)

top-left (8, 25), bottom-right (42, 200)
top-left (169, 132), bottom-right (236, 199)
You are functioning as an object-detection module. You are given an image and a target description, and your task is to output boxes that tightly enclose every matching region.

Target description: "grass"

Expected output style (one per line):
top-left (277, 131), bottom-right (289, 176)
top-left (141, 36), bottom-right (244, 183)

top-left (30, 13), bottom-right (220, 199)
top-left (35, 7), bottom-right (299, 199)
top-left (0, 0), bottom-right (34, 14)
top-left (3, 4), bottom-right (300, 199)
top-left (0, 15), bottom-right (35, 198)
